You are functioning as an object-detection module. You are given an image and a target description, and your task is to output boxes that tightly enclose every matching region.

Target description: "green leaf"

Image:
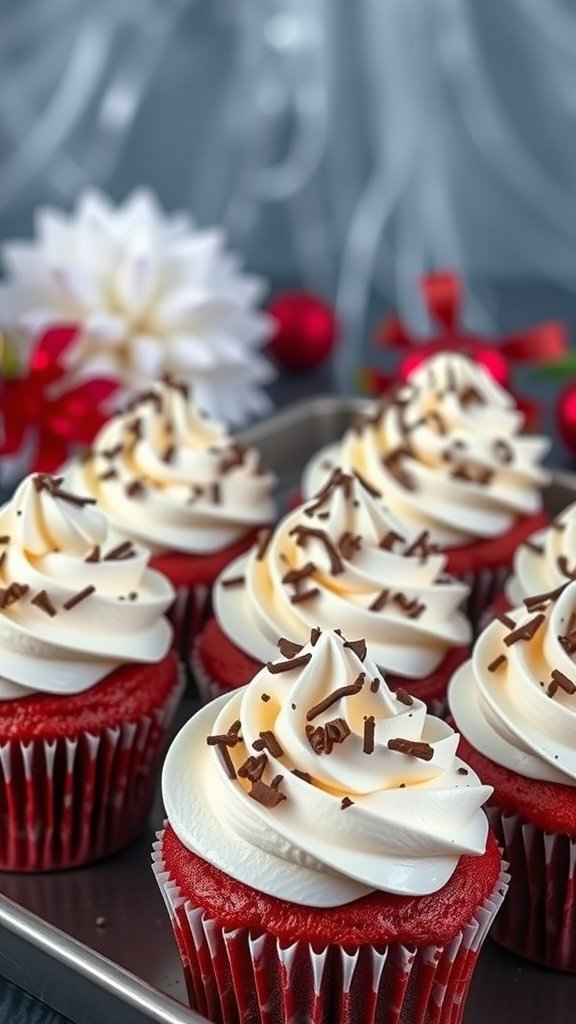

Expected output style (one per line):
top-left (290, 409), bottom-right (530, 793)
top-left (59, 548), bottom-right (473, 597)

top-left (533, 352), bottom-right (576, 378)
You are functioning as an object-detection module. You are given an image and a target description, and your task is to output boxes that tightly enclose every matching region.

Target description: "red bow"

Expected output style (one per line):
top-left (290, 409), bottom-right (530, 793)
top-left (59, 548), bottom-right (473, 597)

top-left (1, 326), bottom-right (118, 472)
top-left (365, 272), bottom-right (569, 429)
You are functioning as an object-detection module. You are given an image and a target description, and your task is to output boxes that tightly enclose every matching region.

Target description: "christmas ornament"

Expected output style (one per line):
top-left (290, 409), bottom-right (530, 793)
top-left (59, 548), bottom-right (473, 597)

top-left (0, 189), bottom-right (275, 426)
top-left (0, 326), bottom-right (118, 472)
top-left (267, 291), bottom-right (338, 372)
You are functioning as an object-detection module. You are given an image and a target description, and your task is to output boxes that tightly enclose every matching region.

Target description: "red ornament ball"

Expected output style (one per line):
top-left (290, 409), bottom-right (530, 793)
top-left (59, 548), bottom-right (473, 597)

top-left (267, 291), bottom-right (338, 372)
top-left (557, 379), bottom-right (576, 454)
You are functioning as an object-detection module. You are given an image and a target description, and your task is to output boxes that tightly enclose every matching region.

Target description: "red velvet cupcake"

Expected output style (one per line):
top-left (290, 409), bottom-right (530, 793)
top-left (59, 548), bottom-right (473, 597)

top-left (65, 378), bottom-right (276, 660)
top-left (154, 627), bottom-right (507, 1024)
top-left (0, 472), bottom-right (181, 871)
top-left (302, 352), bottom-right (550, 627)
top-left (196, 469), bottom-right (472, 715)
top-left (449, 580), bottom-right (576, 971)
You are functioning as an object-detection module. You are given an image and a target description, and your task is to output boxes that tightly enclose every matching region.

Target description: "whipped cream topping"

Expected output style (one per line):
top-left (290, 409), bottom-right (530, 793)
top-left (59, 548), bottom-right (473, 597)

top-left (303, 353), bottom-right (550, 547)
top-left (164, 628), bottom-right (491, 905)
top-left (449, 581), bottom-right (576, 786)
top-left (506, 502), bottom-right (576, 606)
top-left (215, 470), bottom-right (470, 678)
top-left (0, 474), bottom-right (174, 700)
top-left (65, 379), bottom-right (276, 555)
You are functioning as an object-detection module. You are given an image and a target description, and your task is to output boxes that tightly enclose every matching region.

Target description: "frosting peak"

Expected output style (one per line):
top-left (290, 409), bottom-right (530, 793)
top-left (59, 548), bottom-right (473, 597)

top-left (506, 502), bottom-right (576, 606)
top-left (163, 628), bottom-right (491, 905)
top-left (0, 473), bottom-right (173, 698)
top-left (65, 378), bottom-right (276, 555)
top-left (302, 353), bottom-right (550, 546)
top-left (214, 469), bottom-right (471, 677)
top-left (449, 580), bottom-right (576, 786)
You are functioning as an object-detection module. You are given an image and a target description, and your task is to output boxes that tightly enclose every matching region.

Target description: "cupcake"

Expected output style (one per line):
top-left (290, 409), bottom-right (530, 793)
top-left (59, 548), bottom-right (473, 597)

top-left (65, 377), bottom-right (276, 655)
top-left (302, 353), bottom-right (550, 624)
top-left (501, 499), bottom-right (576, 612)
top-left (196, 468), bottom-right (471, 714)
top-left (154, 627), bottom-right (507, 1024)
top-left (449, 580), bottom-right (576, 971)
top-left (0, 472), bottom-right (181, 871)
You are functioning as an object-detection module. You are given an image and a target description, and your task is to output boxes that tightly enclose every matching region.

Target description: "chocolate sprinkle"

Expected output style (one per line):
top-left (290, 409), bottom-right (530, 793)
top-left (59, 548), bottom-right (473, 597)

top-left (395, 688), bottom-right (414, 706)
top-left (306, 673), bottom-right (365, 721)
top-left (126, 480), bottom-right (145, 498)
top-left (404, 530), bottom-right (436, 561)
top-left (370, 677), bottom-right (381, 694)
top-left (550, 669), bottom-right (576, 696)
top-left (381, 447), bottom-right (415, 491)
top-left (493, 439), bottom-right (514, 465)
top-left (524, 539), bottom-right (544, 555)
top-left (488, 654), bottom-right (507, 672)
top-left (338, 532), bottom-right (362, 560)
top-left (238, 754), bottom-right (267, 782)
top-left (379, 530), bottom-right (405, 552)
top-left (221, 575), bottom-right (245, 589)
top-left (369, 589), bottom-right (389, 612)
top-left (0, 536), bottom-right (9, 544)
top-left (85, 545), bottom-right (101, 565)
top-left (252, 731), bottom-right (284, 757)
top-left (341, 797), bottom-right (354, 810)
top-left (310, 627), bottom-right (321, 646)
top-left (266, 653), bottom-right (312, 674)
top-left (290, 525), bottom-right (344, 575)
top-left (33, 474), bottom-right (96, 507)
top-left (219, 443), bottom-right (247, 475)
top-left (558, 556), bottom-right (576, 580)
top-left (104, 541), bottom-right (136, 561)
top-left (261, 693), bottom-right (270, 702)
top-left (161, 444), bottom-right (176, 464)
top-left (306, 718), bottom-right (350, 755)
top-left (457, 767), bottom-right (469, 776)
top-left (387, 738), bottom-right (434, 761)
top-left (292, 769), bottom-right (312, 783)
top-left (98, 468), bottom-right (118, 481)
top-left (255, 528), bottom-right (273, 560)
top-left (503, 613), bottom-right (545, 646)
top-left (31, 590), bottom-right (57, 617)
top-left (249, 777), bottom-right (286, 808)
top-left (497, 613), bottom-right (516, 630)
top-left (352, 470), bottom-right (381, 499)
top-left (524, 583), bottom-right (568, 610)
top-left (291, 588), bottom-right (320, 605)
top-left (363, 715), bottom-right (375, 754)
top-left (343, 638), bottom-right (367, 661)
top-left (63, 585), bottom-right (96, 610)
top-left (305, 469), bottom-right (354, 517)
top-left (0, 582), bottom-right (29, 608)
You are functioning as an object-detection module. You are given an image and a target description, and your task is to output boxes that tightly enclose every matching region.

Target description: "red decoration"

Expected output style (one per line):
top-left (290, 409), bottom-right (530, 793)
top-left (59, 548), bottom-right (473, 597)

top-left (266, 291), bottom-right (338, 372)
top-left (368, 272), bottom-right (568, 429)
top-left (1, 326), bottom-right (118, 472)
top-left (557, 380), bottom-right (576, 454)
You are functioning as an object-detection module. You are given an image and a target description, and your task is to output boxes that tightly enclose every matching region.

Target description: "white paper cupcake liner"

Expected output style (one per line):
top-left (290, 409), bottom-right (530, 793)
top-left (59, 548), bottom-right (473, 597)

top-left (0, 673), bottom-right (184, 873)
top-left (153, 828), bottom-right (509, 1024)
top-left (487, 805), bottom-right (576, 972)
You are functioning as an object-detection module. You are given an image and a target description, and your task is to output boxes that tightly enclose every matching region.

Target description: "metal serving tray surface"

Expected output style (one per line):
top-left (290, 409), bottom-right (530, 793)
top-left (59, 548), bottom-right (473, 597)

top-left (1, 396), bottom-right (576, 1024)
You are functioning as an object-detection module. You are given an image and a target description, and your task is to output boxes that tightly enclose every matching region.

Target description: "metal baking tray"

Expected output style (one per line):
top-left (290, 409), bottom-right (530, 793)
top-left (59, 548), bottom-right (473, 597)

top-left (1, 395), bottom-right (576, 1024)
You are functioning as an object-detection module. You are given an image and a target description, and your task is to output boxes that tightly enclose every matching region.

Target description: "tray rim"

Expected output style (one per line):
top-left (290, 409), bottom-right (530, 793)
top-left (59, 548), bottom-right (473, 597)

top-left (0, 392), bottom-right (574, 1024)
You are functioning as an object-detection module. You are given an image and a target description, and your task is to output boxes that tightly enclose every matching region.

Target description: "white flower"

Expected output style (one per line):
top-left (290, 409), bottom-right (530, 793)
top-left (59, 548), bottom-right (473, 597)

top-left (0, 189), bottom-right (275, 425)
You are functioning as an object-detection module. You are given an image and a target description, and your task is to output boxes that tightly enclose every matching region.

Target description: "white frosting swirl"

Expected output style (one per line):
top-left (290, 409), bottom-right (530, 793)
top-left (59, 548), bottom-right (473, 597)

top-left (163, 629), bottom-right (491, 904)
top-left (449, 581), bottom-right (576, 786)
top-left (215, 471), bottom-right (470, 678)
top-left (506, 501), bottom-right (576, 606)
top-left (303, 353), bottom-right (550, 547)
top-left (0, 474), bottom-right (174, 699)
top-left (65, 380), bottom-right (276, 555)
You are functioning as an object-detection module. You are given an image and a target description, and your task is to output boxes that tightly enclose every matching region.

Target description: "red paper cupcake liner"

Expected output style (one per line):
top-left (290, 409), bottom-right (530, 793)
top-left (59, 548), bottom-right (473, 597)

top-left (487, 806), bottom-right (576, 972)
top-left (0, 673), bottom-right (184, 872)
top-left (152, 829), bottom-right (509, 1024)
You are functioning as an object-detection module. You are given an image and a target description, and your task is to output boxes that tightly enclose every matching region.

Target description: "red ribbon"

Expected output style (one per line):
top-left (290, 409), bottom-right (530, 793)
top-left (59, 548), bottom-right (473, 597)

top-left (377, 271), bottom-right (568, 368)
top-left (1, 326), bottom-right (118, 472)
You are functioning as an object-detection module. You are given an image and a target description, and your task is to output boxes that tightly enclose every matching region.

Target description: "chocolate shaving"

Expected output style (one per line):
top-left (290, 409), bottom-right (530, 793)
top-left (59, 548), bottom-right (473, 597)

top-left (31, 590), bottom-right (57, 617)
top-left (387, 738), bottom-right (434, 761)
top-left (219, 443), bottom-right (247, 475)
top-left (252, 731), bottom-right (284, 757)
top-left (450, 463), bottom-right (494, 486)
top-left (306, 673), bottom-right (365, 721)
top-left (98, 468), bottom-right (118, 482)
top-left (208, 482), bottom-right (221, 505)
top-left (101, 443), bottom-right (124, 460)
top-left (497, 613), bottom-right (516, 630)
top-left (488, 654), bottom-right (507, 672)
top-left (306, 717), bottom-right (350, 755)
top-left (379, 531), bottom-right (405, 552)
top-left (33, 474), bottom-right (97, 507)
top-left (369, 589), bottom-right (389, 612)
top-left (503, 613), bottom-right (545, 647)
top-left (551, 518), bottom-right (566, 532)
top-left (0, 552), bottom-right (5, 572)
top-left (343, 638), bottom-right (367, 661)
top-left (457, 767), bottom-right (469, 776)
top-left (393, 593), bottom-right (427, 619)
top-left (291, 588), bottom-right (320, 605)
top-left (524, 539), bottom-right (544, 555)
top-left (0, 582), bottom-right (29, 608)
top-left (290, 525), bottom-right (344, 575)
top-left (310, 627), bottom-right (321, 646)
top-left (267, 653), bottom-right (312, 674)
top-left (370, 677), bottom-right (381, 693)
top-left (425, 411), bottom-right (446, 435)
top-left (126, 417), bottom-right (142, 440)
top-left (249, 777), bottom-right (286, 808)
top-left (292, 769), bottom-right (312, 783)
top-left (161, 444), bottom-right (176, 464)
top-left (550, 669), bottom-right (576, 696)
top-left (381, 447), bottom-right (415, 491)
top-left (104, 541), bottom-right (135, 561)
top-left (352, 470), bottom-right (381, 498)
top-left (338, 532), bottom-right (362, 560)
top-left (524, 583), bottom-right (568, 610)
top-left (304, 468), bottom-right (354, 516)
top-left (255, 528), bottom-right (273, 560)
top-left (261, 693), bottom-right (270, 702)
top-left (238, 754), bottom-right (267, 782)
top-left (460, 385), bottom-right (485, 407)
top-left (395, 688), bottom-right (414, 706)
top-left (206, 721), bottom-right (242, 779)
top-left (63, 585), bottom-right (96, 610)
top-left (0, 536), bottom-right (9, 544)
top-left (126, 389), bottom-right (162, 413)
top-left (363, 715), bottom-right (375, 754)
top-left (221, 575), bottom-right (245, 588)
top-left (278, 638), bottom-right (304, 658)
top-left (162, 375), bottom-right (189, 398)
top-left (126, 480), bottom-right (145, 498)
top-left (341, 797), bottom-right (354, 810)
top-left (404, 530), bottom-right (437, 561)
top-left (493, 439), bottom-right (513, 465)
